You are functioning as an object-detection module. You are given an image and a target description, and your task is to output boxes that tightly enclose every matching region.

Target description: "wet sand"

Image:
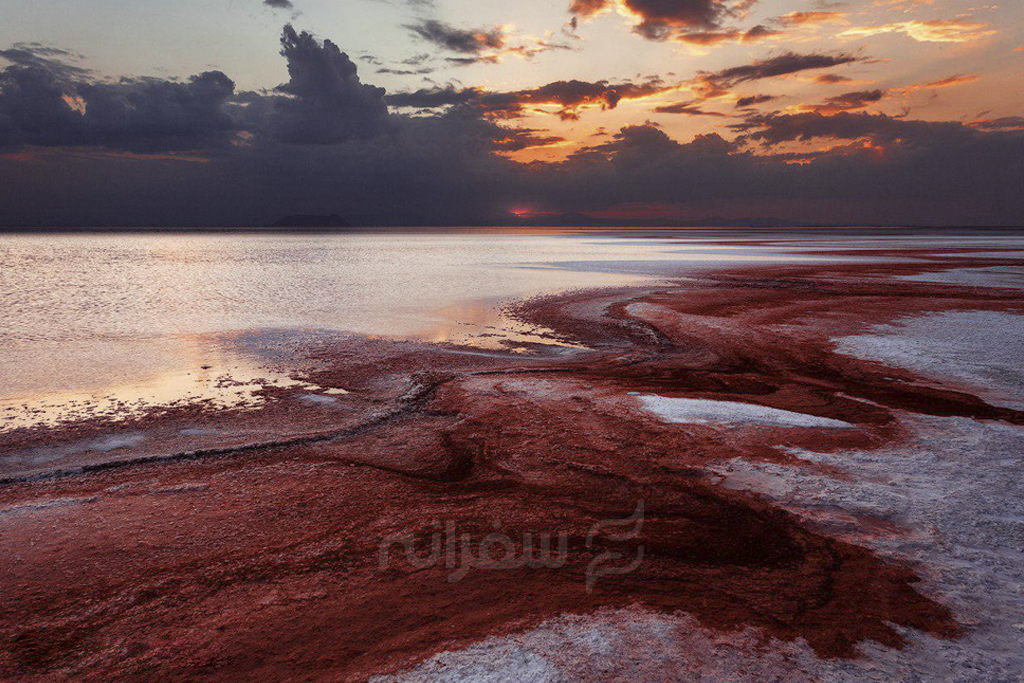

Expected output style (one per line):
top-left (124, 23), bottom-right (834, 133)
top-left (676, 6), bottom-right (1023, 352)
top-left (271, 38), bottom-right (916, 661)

top-left (2, 241), bottom-right (1024, 681)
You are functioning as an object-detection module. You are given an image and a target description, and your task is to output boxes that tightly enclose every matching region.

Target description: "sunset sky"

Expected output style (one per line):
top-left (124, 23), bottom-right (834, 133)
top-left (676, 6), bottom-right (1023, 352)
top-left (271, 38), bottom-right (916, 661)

top-left (1, 0), bottom-right (1022, 226)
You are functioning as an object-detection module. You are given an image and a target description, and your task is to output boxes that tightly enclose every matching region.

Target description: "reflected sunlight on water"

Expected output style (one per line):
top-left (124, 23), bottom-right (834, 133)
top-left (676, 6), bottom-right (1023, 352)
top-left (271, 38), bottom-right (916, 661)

top-left (0, 231), bottom-right (810, 426)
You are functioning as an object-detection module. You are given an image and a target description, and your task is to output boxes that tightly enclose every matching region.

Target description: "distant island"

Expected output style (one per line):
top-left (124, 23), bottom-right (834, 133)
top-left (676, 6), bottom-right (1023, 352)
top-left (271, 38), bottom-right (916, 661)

top-left (270, 214), bottom-right (352, 229)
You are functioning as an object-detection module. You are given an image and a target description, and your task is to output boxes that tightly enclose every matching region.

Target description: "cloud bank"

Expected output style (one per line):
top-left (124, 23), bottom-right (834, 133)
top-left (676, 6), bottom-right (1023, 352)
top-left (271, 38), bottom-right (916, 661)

top-left (0, 28), bottom-right (1022, 227)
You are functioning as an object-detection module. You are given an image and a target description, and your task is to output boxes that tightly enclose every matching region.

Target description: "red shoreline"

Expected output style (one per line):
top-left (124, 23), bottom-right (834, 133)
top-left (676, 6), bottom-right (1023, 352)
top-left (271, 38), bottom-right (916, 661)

top-left (3, 252), bottom-right (1024, 681)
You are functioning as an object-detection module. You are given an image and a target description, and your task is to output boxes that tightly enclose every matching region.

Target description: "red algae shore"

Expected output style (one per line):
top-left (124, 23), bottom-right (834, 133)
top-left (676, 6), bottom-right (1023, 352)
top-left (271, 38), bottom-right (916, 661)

top-left (3, 248), bottom-right (1024, 681)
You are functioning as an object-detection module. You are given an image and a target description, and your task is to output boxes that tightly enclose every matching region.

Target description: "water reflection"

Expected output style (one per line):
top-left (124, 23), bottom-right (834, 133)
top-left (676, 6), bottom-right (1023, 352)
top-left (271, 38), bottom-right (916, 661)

top-left (0, 232), bottom-right (801, 427)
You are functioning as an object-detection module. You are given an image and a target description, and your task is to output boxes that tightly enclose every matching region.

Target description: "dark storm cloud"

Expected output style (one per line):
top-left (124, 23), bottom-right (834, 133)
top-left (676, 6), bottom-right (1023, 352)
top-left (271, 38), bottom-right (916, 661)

top-left (804, 89), bottom-right (885, 114)
top-left (262, 25), bottom-right (390, 144)
top-left (388, 79), bottom-right (668, 120)
top-left (404, 20), bottom-right (574, 66)
top-left (686, 52), bottom-right (860, 103)
top-left (629, 0), bottom-right (730, 37)
top-left (0, 25), bottom-right (388, 150)
top-left (513, 79), bottom-right (668, 119)
top-left (571, 0), bottom-right (731, 37)
top-left (492, 128), bottom-right (566, 151)
top-left (653, 101), bottom-right (728, 116)
top-left (571, 0), bottom-right (777, 42)
top-left (264, 0), bottom-right (294, 9)
top-left (970, 117), bottom-right (1024, 131)
top-left (377, 53), bottom-right (436, 75)
top-left (678, 52), bottom-right (860, 105)
top-left (376, 66), bottom-right (435, 75)
top-left (1, 27), bottom-right (1022, 228)
top-left (386, 85), bottom-right (485, 109)
top-left (733, 111), bottom-right (974, 147)
top-left (405, 19), bottom-right (505, 54)
top-left (0, 44), bottom-right (90, 80)
top-left (735, 94), bottom-right (776, 107)
top-left (706, 52), bottom-right (859, 88)
top-left (0, 52), bottom-right (237, 152)
top-left (533, 118), bottom-right (1024, 226)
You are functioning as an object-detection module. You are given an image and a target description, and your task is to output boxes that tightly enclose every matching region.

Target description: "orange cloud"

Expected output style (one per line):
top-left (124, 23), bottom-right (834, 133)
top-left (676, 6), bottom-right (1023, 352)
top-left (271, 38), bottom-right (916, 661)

top-left (776, 11), bottom-right (848, 27)
top-left (674, 25), bottom-right (778, 47)
top-left (895, 74), bottom-right (978, 93)
top-left (815, 73), bottom-right (853, 85)
top-left (970, 116), bottom-right (1024, 131)
top-left (872, 0), bottom-right (937, 9)
top-left (840, 19), bottom-right (996, 43)
top-left (799, 89), bottom-right (886, 114)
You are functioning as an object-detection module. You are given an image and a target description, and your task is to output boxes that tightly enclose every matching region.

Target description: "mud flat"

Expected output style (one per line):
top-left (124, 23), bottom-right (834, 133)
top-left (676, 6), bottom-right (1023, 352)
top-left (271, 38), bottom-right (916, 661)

top-left (2, 241), bottom-right (1024, 681)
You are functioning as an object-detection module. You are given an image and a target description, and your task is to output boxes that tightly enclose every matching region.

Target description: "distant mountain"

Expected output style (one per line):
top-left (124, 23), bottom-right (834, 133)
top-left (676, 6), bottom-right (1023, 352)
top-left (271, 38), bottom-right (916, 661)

top-left (270, 214), bottom-right (352, 229)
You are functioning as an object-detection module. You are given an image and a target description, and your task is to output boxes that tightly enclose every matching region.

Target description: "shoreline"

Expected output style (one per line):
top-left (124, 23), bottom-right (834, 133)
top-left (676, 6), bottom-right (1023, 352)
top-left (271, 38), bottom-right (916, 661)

top-left (2, 245), bottom-right (1024, 680)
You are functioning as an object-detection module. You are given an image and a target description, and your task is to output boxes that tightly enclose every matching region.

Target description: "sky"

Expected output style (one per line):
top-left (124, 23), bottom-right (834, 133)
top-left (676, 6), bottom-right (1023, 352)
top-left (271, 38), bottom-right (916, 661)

top-left (0, 0), bottom-right (1022, 226)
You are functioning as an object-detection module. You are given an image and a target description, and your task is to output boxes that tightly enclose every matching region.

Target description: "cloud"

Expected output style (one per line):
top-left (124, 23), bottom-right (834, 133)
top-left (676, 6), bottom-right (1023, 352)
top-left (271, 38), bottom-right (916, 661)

top-left (492, 128), bottom-right (567, 151)
top-left (264, 0), bottom-right (294, 9)
top-left (801, 89), bottom-right (885, 114)
top-left (628, 0), bottom-right (732, 37)
top-left (262, 25), bottom-right (390, 144)
top-left (840, 19), bottom-right (996, 43)
top-left (570, 1), bottom-right (853, 47)
top-left (406, 19), bottom-right (506, 54)
top-left (654, 101), bottom-right (728, 116)
top-left (569, 0), bottom-right (611, 18)
top-left (389, 78), bottom-right (670, 120)
top-left (376, 66), bottom-right (435, 76)
top-left (710, 52), bottom-right (859, 85)
top-left (1, 27), bottom-right (1022, 228)
top-left (733, 110), bottom-right (972, 146)
top-left (387, 85), bottom-right (484, 110)
top-left (735, 94), bottom-right (777, 108)
top-left (570, 0), bottom-right (735, 40)
top-left (374, 52), bottom-right (435, 76)
top-left (404, 19), bottom-right (573, 66)
top-left (674, 25), bottom-right (778, 46)
top-left (695, 52), bottom-right (860, 98)
top-left (0, 51), bottom-right (237, 152)
top-left (895, 74), bottom-right (978, 94)
top-left (815, 73), bottom-right (852, 85)
top-left (775, 11), bottom-right (846, 27)
top-left (970, 117), bottom-right (1024, 131)
top-left (0, 43), bottom-right (90, 81)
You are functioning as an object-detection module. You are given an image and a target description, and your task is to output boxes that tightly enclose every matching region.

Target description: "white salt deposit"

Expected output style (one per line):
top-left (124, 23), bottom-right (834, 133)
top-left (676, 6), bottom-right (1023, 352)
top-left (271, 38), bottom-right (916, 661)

top-left (379, 414), bottom-right (1024, 683)
top-left (834, 310), bottom-right (1024, 410)
top-left (635, 394), bottom-right (852, 429)
top-left (899, 266), bottom-right (1024, 290)
top-left (706, 414), bottom-right (1024, 682)
top-left (298, 393), bottom-right (341, 405)
top-left (382, 304), bottom-right (1024, 683)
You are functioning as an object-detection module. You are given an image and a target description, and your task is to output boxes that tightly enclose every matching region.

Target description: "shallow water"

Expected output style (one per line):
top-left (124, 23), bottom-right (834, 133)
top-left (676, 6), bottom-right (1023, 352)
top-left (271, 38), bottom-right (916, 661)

top-left (1, 231), bottom-right (807, 427)
top-left (0, 229), bottom-right (995, 430)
